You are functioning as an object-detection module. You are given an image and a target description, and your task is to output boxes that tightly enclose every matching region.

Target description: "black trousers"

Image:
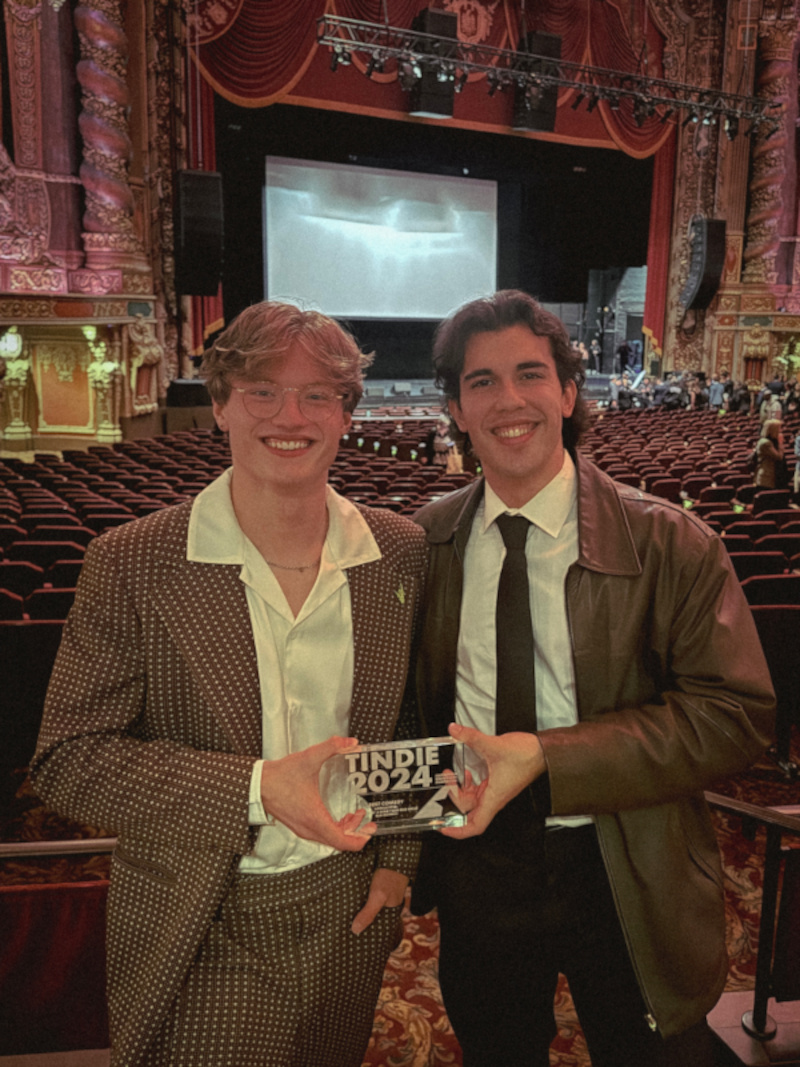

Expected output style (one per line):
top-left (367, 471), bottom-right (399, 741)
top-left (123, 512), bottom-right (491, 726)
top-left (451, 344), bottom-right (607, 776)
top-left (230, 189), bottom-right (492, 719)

top-left (434, 822), bottom-right (716, 1067)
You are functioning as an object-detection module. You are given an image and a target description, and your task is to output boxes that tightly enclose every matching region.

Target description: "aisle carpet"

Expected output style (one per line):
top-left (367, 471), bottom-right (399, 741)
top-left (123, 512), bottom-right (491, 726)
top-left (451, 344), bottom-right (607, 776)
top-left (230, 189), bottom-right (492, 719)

top-left (1, 736), bottom-right (797, 1067)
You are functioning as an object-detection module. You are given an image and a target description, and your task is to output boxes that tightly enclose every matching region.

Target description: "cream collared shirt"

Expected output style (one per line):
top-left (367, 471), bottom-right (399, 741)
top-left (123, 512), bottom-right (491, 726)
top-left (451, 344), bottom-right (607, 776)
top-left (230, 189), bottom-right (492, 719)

top-left (187, 469), bottom-right (381, 872)
top-left (457, 451), bottom-right (589, 828)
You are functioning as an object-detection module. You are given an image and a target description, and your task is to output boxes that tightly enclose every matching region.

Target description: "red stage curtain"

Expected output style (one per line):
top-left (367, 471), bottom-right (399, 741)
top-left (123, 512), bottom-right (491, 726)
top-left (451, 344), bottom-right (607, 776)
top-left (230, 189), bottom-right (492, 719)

top-left (187, 73), bottom-right (224, 356)
top-left (0, 881), bottom-right (109, 1054)
top-left (642, 129), bottom-right (677, 358)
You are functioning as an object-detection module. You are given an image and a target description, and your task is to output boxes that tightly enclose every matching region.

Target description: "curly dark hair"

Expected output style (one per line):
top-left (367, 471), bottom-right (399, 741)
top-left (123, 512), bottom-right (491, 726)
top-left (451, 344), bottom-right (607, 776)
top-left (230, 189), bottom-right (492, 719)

top-left (432, 289), bottom-right (590, 453)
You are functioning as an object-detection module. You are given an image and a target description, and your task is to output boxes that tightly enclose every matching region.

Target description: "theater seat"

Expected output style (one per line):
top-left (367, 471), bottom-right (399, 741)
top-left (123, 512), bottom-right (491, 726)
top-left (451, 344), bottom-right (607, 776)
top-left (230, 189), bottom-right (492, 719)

top-left (741, 573), bottom-right (800, 605)
top-left (0, 881), bottom-right (110, 1061)
top-left (23, 587), bottom-right (77, 620)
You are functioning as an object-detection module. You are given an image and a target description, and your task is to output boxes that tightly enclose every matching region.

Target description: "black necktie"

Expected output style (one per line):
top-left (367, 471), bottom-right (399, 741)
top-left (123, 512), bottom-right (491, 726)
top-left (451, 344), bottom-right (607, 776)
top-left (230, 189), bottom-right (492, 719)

top-left (492, 513), bottom-right (548, 849)
top-left (495, 514), bottom-right (536, 734)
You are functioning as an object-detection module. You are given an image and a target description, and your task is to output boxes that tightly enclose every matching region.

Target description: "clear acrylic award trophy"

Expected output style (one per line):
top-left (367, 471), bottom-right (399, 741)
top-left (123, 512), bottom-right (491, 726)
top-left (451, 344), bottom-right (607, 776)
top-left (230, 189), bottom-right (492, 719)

top-left (327, 736), bottom-right (475, 835)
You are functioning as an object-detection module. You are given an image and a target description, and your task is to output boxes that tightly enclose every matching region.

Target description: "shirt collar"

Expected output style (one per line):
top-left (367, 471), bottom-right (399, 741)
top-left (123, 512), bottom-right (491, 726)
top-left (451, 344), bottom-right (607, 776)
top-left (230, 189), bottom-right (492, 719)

top-left (186, 468), bottom-right (381, 568)
top-left (482, 451), bottom-right (577, 539)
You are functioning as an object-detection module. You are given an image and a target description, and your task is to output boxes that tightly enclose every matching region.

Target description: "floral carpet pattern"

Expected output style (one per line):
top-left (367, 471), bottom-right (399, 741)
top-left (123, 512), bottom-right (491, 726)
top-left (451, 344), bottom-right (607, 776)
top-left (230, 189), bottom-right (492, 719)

top-left (1, 737), bottom-right (797, 1067)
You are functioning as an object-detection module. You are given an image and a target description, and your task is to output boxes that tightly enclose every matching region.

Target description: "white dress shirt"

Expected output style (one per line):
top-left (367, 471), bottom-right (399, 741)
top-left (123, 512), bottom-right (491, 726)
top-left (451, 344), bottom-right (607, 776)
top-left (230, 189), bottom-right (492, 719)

top-left (187, 469), bottom-right (381, 872)
top-left (457, 451), bottom-right (589, 827)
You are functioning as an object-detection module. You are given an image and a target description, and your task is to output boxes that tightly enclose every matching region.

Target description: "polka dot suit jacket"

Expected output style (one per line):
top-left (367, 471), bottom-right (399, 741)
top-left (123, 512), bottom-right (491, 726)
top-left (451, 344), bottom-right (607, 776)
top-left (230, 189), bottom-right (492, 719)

top-left (31, 499), bottom-right (428, 1066)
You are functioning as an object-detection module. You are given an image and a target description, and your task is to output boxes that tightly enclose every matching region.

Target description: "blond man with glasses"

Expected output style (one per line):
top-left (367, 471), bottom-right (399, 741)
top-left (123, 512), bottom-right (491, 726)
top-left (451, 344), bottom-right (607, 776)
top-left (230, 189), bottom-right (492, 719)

top-left (33, 301), bottom-right (428, 1067)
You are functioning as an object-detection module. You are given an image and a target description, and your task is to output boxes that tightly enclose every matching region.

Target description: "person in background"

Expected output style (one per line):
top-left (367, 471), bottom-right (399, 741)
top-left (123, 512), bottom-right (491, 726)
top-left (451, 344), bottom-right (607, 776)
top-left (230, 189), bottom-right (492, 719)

top-left (708, 375), bottom-right (725, 412)
top-left (411, 289), bottom-right (774, 1067)
top-left (755, 417), bottom-right (787, 489)
top-left (31, 301), bottom-right (427, 1067)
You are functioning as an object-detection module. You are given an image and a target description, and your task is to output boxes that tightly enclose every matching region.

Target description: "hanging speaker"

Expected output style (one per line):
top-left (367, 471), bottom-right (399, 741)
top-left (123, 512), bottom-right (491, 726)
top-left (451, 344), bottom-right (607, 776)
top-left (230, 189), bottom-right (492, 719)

top-left (679, 216), bottom-right (726, 310)
top-left (409, 8), bottom-right (458, 118)
top-left (513, 33), bottom-right (561, 132)
top-left (174, 170), bottom-right (224, 296)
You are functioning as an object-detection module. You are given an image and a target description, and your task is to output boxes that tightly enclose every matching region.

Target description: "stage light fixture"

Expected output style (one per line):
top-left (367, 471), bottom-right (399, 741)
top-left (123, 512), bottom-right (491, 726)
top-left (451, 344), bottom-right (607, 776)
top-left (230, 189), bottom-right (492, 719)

top-left (330, 45), bottom-right (351, 72)
top-left (366, 53), bottom-right (385, 78)
top-left (398, 58), bottom-right (422, 90)
top-left (632, 96), bottom-right (653, 126)
top-left (317, 15), bottom-right (779, 136)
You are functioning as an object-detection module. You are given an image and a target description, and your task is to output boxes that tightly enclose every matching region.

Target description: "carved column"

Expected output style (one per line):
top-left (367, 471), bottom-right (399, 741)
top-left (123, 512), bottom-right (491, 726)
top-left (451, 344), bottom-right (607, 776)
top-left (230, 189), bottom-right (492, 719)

top-left (84, 325), bottom-right (122, 442)
top-left (0, 351), bottom-right (34, 446)
top-left (741, 17), bottom-right (797, 286)
top-left (74, 1), bottom-right (148, 273)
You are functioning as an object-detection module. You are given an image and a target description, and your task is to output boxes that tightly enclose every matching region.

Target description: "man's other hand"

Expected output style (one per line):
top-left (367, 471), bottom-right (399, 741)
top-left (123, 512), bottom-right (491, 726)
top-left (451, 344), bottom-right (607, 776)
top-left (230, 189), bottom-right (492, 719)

top-left (440, 722), bottom-right (546, 839)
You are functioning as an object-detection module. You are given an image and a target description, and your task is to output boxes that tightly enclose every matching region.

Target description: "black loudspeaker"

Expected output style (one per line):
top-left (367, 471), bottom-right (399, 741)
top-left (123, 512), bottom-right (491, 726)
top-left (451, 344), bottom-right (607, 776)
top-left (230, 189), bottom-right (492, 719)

top-left (679, 217), bottom-right (726, 311)
top-left (409, 8), bottom-right (458, 118)
top-left (166, 379), bottom-right (211, 407)
top-left (174, 170), bottom-right (224, 296)
top-left (513, 32), bottom-right (562, 132)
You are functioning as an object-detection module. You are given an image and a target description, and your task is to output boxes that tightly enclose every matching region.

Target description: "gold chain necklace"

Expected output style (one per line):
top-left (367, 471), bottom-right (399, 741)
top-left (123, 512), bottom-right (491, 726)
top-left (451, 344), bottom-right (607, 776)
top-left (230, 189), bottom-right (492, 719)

top-left (264, 557), bottom-right (321, 573)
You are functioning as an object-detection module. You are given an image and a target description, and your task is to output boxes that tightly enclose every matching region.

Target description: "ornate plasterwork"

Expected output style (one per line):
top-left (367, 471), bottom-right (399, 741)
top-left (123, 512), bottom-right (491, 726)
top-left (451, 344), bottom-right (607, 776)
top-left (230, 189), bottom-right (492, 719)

top-left (741, 323), bottom-right (773, 361)
top-left (741, 16), bottom-right (797, 284)
top-left (663, 9), bottom-right (725, 373)
top-left (36, 342), bottom-right (92, 382)
top-left (648, 0), bottom-right (691, 85)
top-left (9, 266), bottom-right (67, 292)
top-left (6, 0), bottom-right (44, 171)
top-left (74, 1), bottom-right (146, 266)
top-left (127, 314), bottom-right (164, 414)
top-left (0, 144), bottom-right (52, 266)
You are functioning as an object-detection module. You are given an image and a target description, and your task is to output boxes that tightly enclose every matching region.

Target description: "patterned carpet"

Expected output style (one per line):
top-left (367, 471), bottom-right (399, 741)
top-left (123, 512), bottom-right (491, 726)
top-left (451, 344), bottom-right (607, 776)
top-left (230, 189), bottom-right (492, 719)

top-left (1, 735), bottom-right (797, 1066)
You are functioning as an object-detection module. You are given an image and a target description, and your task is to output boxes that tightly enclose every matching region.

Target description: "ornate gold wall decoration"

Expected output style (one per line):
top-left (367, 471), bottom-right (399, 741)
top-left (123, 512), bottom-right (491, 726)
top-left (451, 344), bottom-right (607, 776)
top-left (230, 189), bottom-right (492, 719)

top-left (36, 341), bottom-right (91, 382)
top-left (741, 323), bottom-right (772, 361)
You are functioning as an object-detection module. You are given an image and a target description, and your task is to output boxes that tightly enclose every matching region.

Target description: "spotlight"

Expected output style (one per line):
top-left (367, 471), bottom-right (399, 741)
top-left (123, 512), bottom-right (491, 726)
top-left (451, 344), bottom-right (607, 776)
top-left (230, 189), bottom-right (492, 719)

top-left (632, 96), bottom-right (654, 127)
top-left (366, 53), bottom-right (385, 78)
top-left (586, 94), bottom-right (599, 112)
top-left (724, 114), bottom-right (739, 140)
top-left (659, 107), bottom-right (675, 123)
top-left (487, 69), bottom-right (500, 96)
top-left (571, 91), bottom-right (585, 111)
top-left (330, 45), bottom-right (351, 72)
top-left (608, 93), bottom-right (621, 111)
top-left (398, 58), bottom-right (422, 90)
top-left (682, 111), bottom-right (698, 127)
top-left (455, 69), bottom-right (468, 93)
top-left (437, 62), bottom-right (455, 83)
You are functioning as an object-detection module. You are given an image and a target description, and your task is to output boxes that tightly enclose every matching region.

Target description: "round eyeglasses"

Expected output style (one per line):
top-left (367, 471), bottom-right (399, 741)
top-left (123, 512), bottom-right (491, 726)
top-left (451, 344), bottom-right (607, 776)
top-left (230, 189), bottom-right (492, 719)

top-left (232, 383), bottom-right (345, 421)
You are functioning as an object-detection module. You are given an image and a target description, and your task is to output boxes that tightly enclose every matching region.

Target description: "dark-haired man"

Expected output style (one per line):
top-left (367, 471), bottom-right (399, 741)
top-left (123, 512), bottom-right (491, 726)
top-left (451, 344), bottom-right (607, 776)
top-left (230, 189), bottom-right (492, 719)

top-left (412, 290), bottom-right (774, 1067)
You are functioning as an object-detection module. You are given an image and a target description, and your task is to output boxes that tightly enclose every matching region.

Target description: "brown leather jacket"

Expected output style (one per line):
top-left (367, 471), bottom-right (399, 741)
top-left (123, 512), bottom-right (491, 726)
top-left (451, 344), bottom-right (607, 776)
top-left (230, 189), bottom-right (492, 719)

top-left (413, 454), bottom-right (775, 1038)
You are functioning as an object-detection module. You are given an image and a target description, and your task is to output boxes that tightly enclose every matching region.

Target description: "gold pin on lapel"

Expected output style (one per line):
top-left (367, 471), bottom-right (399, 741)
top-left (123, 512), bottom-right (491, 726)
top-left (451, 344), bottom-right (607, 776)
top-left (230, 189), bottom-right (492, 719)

top-left (396, 582), bottom-right (405, 605)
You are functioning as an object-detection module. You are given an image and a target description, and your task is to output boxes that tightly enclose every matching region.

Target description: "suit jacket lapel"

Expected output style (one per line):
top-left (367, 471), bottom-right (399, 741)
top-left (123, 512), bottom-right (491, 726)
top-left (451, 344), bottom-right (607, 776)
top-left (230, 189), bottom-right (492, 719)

top-left (152, 559), bottom-right (263, 757)
top-left (349, 556), bottom-right (415, 746)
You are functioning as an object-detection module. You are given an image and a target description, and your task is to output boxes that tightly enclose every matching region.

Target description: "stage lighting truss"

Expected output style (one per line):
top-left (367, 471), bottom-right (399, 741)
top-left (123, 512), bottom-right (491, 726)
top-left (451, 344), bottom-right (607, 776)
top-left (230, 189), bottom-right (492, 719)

top-left (317, 15), bottom-right (781, 138)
